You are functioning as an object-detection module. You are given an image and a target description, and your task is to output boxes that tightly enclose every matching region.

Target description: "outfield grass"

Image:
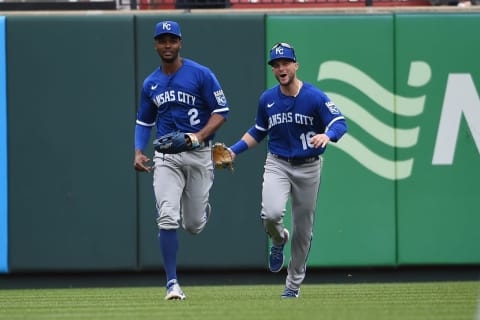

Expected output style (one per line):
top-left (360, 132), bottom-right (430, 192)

top-left (0, 281), bottom-right (478, 320)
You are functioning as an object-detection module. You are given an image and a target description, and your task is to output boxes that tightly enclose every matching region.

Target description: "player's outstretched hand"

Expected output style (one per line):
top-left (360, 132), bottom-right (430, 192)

top-left (229, 148), bottom-right (236, 161)
top-left (311, 133), bottom-right (330, 149)
top-left (134, 151), bottom-right (152, 173)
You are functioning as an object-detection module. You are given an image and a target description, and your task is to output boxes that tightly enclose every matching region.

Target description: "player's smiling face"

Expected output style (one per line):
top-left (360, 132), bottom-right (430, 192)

top-left (154, 34), bottom-right (182, 63)
top-left (271, 59), bottom-right (298, 86)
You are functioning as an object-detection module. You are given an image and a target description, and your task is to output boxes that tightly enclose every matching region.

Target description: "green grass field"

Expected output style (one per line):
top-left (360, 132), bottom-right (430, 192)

top-left (0, 281), bottom-right (479, 320)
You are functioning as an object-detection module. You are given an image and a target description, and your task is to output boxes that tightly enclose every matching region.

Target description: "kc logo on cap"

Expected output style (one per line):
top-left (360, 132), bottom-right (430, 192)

top-left (274, 46), bottom-right (285, 55)
top-left (154, 21), bottom-right (182, 39)
top-left (162, 21), bottom-right (173, 31)
top-left (268, 42), bottom-right (296, 66)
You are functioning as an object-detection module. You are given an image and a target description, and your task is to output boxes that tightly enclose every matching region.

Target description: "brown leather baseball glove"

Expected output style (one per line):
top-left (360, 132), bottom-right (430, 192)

top-left (212, 142), bottom-right (234, 172)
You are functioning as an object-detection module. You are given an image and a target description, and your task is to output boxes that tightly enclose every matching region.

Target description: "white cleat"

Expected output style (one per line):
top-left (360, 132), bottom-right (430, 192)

top-left (164, 279), bottom-right (186, 300)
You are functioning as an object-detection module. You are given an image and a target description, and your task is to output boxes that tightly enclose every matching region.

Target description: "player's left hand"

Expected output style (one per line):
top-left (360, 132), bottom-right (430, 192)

top-left (310, 133), bottom-right (330, 149)
top-left (153, 131), bottom-right (200, 154)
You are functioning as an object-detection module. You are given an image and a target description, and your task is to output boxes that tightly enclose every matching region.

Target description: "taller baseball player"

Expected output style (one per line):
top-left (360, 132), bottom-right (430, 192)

top-left (229, 42), bottom-right (347, 298)
top-left (133, 21), bottom-right (229, 300)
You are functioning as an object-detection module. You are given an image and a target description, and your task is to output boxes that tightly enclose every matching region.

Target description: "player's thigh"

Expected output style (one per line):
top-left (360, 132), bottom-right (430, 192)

top-left (181, 152), bottom-right (214, 228)
top-left (291, 160), bottom-right (321, 211)
top-left (153, 155), bottom-right (185, 226)
top-left (290, 159), bottom-right (322, 233)
top-left (261, 156), bottom-right (290, 220)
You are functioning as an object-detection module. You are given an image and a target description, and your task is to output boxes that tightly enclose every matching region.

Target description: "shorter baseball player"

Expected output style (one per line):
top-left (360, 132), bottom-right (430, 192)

top-left (229, 42), bottom-right (347, 298)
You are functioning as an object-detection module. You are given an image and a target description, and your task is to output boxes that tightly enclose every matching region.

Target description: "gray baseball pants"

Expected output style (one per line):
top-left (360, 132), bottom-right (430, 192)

top-left (261, 153), bottom-right (323, 291)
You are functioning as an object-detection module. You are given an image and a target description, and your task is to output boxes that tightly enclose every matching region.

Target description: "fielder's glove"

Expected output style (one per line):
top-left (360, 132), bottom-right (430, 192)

top-left (153, 131), bottom-right (200, 154)
top-left (212, 142), bottom-right (234, 172)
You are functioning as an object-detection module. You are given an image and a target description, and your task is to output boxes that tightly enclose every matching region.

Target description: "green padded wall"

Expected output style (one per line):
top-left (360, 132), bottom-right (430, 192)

top-left (7, 15), bottom-right (137, 271)
top-left (266, 13), bottom-right (480, 267)
top-left (395, 13), bottom-right (480, 265)
top-left (4, 12), bottom-right (479, 273)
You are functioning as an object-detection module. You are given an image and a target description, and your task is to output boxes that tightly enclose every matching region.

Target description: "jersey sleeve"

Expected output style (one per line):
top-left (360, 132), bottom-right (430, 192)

top-left (136, 84), bottom-right (157, 127)
top-left (134, 123), bottom-right (152, 151)
top-left (247, 125), bottom-right (268, 142)
top-left (203, 70), bottom-right (229, 119)
top-left (248, 94), bottom-right (269, 142)
top-left (319, 93), bottom-right (347, 142)
top-left (134, 83), bottom-right (157, 151)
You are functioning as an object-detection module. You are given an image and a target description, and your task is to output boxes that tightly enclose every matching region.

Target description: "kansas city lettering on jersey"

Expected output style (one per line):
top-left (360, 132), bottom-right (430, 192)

top-left (153, 90), bottom-right (196, 107)
top-left (268, 112), bottom-right (314, 129)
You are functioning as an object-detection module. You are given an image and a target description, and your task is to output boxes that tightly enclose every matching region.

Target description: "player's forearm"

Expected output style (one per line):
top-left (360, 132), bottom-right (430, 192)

top-left (195, 113), bottom-right (226, 142)
top-left (242, 133), bottom-right (258, 148)
top-left (230, 133), bottom-right (257, 155)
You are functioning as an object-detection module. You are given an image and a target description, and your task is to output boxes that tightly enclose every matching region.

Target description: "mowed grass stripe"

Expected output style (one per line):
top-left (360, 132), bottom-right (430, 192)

top-left (0, 281), bottom-right (478, 320)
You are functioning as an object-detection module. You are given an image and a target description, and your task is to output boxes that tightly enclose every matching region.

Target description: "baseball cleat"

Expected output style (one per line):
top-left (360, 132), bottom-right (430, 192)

top-left (281, 287), bottom-right (299, 298)
top-left (268, 228), bottom-right (289, 273)
top-left (164, 279), bottom-right (186, 300)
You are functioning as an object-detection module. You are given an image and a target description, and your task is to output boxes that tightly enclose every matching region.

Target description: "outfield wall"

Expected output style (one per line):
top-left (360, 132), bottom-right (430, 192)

top-left (1, 12), bottom-right (479, 273)
top-left (267, 13), bottom-right (480, 267)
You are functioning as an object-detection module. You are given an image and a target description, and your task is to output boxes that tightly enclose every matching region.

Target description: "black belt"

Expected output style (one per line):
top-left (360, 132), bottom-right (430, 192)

top-left (199, 140), bottom-right (212, 148)
top-left (271, 153), bottom-right (319, 165)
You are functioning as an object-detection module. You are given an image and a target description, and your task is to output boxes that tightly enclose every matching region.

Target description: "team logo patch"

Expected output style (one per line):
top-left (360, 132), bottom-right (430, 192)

top-left (326, 101), bottom-right (340, 114)
top-left (214, 90), bottom-right (227, 107)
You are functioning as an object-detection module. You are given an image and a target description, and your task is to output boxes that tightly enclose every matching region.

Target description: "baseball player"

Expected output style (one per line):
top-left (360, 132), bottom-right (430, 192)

top-left (229, 42), bottom-right (347, 298)
top-left (133, 21), bottom-right (229, 300)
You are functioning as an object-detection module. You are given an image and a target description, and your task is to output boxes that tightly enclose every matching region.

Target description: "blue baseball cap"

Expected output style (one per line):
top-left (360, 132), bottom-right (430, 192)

top-left (154, 21), bottom-right (182, 39)
top-left (268, 42), bottom-right (296, 65)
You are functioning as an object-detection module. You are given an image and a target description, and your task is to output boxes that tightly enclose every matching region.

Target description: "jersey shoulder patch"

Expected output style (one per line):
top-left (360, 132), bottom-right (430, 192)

top-left (325, 101), bottom-right (340, 114)
top-left (214, 89), bottom-right (227, 107)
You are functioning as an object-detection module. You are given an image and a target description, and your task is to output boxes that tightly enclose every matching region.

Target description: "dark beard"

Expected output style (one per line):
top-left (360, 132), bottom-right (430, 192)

top-left (161, 57), bottom-right (176, 64)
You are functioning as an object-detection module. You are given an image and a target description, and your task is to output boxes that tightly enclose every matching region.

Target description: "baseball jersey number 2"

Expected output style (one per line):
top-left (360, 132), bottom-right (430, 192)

top-left (300, 131), bottom-right (316, 150)
top-left (188, 108), bottom-right (200, 126)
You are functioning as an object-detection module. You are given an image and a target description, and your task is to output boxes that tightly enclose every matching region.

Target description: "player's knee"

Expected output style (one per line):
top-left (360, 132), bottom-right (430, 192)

top-left (182, 215), bottom-right (205, 234)
top-left (183, 223), bottom-right (203, 235)
top-left (260, 209), bottom-right (284, 223)
top-left (182, 205), bottom-right (209, 234)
